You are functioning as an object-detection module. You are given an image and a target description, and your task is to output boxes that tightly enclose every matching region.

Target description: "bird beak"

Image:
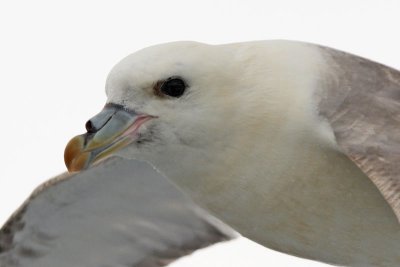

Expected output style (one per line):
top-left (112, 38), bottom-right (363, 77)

top-left (64, 103), bottom-right (155, 172)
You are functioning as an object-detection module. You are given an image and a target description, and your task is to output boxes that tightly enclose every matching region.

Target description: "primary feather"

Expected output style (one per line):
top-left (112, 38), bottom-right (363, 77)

top-left (0, 158), bottom-right (232, 267)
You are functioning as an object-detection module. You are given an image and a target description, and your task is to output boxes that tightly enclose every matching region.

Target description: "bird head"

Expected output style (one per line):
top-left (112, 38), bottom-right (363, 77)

top-left (64, 42), bottom-right (255, 176)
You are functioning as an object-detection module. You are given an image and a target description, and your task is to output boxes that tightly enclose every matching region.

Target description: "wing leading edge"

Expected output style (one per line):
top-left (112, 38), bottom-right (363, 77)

top-left (0, 158), bottom-right (233, 267)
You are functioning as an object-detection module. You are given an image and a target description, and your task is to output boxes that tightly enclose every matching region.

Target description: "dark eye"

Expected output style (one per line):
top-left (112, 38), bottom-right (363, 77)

top-left (159, 78), bottom-right (186, 98)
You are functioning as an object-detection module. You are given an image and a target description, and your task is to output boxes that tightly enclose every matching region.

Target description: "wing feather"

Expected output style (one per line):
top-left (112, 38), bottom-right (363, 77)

top-left (0, 158), bottom-right (233, 267)
top-left (316, 46), bottom-right (400, 221)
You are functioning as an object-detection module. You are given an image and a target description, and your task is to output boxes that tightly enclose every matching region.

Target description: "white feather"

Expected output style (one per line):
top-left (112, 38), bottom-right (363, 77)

top-left (104, 40), bottom-right (400, 267)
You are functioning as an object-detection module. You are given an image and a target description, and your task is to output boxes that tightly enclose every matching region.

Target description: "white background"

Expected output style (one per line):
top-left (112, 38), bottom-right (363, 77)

top-left (1, 1), bottom-right (399, 266)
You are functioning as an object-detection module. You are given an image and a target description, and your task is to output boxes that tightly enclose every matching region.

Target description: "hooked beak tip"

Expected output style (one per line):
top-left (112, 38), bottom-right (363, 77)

top-left (64, 135), bottom-right (89, 172)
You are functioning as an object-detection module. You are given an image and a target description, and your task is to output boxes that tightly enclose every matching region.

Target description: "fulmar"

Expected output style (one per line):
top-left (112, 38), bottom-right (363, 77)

top-left (2, 40), bottom-right (400, 267)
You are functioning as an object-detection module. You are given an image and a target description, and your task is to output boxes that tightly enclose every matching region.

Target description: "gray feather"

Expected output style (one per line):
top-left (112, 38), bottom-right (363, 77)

top-left (316, 45), bottom-right (400, 221)
top-left (0, 158), bottom-right (233, 267)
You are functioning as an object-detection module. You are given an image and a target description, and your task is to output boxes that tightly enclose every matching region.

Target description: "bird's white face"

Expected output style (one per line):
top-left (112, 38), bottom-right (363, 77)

top-left (64, 42), bottom-right (250, 178)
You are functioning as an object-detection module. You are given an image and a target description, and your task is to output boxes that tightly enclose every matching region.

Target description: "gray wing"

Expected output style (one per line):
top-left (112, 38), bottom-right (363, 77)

top-left (0, 157), bottom-right (233, 267)
top-left (315, 45), bottom-right (400, 221)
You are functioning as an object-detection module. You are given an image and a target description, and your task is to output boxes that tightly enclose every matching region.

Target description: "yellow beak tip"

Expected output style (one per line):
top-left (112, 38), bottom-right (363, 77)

top-left (64, 135), bottom-right (87, 172)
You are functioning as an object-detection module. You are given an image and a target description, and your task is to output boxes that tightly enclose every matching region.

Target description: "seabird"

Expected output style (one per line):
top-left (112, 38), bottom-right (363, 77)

top-left (2, 40), bottom-right (400, 267)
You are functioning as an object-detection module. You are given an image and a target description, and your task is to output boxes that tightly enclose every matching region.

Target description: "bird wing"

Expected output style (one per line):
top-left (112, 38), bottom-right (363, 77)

top-left (0, 157), bottom-right (233, 267)
top-left (315, 45), bottom-right (400, 221)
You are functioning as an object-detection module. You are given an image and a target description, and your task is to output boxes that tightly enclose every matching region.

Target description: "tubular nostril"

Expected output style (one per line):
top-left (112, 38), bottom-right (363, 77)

top-left (84, 107), bottom-right (119, 134)
top-left (85, 120), bottom-right (96, 133)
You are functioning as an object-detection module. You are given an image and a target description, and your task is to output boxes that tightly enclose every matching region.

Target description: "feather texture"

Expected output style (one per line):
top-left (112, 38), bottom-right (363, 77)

top-left (0, 158), bottom-right (233, 267)
top-left (316, 46), bottom-right (400, 221)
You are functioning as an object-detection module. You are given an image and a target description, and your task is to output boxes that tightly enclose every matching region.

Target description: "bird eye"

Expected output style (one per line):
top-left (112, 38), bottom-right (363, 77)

top-left (159, 78), bottom-right (186, 98)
